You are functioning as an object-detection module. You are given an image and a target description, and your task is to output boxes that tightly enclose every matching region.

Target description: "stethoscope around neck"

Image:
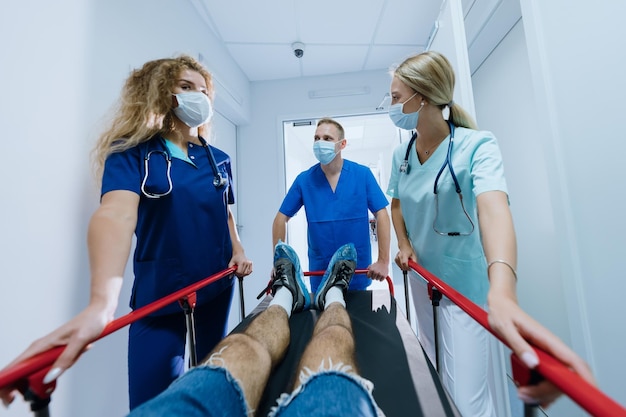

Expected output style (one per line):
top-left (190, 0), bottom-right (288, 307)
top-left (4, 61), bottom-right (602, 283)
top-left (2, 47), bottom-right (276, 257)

top-left (140, 137), bottom-right (228, 199)
top-left (399, 120), bottom-right (475, 236)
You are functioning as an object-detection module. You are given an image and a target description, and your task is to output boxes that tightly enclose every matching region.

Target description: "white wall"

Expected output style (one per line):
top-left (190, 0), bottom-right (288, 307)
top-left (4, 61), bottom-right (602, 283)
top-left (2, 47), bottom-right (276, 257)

top-left (518, 0), bottom-right (626, 410)
top-left (472, 2), bottom-right (626, 413)
top-left (0, 2), bottom-right (92, 416)
top-left (473, 20), bottom-right (567, 332)
top-left (472, 19), bottom-right (581, 416)
top-left (0, 1), bottom-right (249, 416)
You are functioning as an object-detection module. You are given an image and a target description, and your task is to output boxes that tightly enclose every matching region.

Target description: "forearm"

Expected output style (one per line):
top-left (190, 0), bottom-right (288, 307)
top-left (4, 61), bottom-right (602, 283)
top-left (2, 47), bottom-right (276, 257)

top-left (87, 208), bottom-right (135, 317)
top-left (390, 199), bottom-right (412, 251)
top-left (227, 208), bottom-right (246, 256)
top-left (374, 208), bottom-right (391, 264)
top-left (477, 191), bottom-right (518, 301)
top-left (272, 212), bottom-right (288, 248)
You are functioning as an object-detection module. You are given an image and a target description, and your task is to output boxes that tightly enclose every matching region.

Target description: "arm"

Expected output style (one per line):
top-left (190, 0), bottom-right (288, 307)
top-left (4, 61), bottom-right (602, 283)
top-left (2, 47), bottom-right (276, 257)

top-left (227, 207), bottom-right (253, 277)
top-left (272, 212), bottom-right (290, 248)
top-left (270, 212), bottom-right (291, 278)
top-left (1, 190), bottom-right (138, 405)
top-left (478, 191), bottom-right (594, 406)
top-left (367, 208), bottom-right (390, 281)
top-left (390, 198), bottom-right (417, 270)
top-left (88, 190), bottom-right (138, 315)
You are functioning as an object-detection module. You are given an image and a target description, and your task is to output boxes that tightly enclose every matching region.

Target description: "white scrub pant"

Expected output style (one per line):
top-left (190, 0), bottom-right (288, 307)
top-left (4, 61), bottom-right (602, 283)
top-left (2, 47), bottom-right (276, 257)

top-left (411, 276), bottom-right (508, 417)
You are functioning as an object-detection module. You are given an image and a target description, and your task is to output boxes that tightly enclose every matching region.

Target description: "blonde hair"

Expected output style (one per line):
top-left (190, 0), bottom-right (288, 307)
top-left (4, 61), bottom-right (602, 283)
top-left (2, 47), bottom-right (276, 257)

top-left (317, 117), bottom-right (345, 140)
top-left (393, 51), bottom-right (477, 130)
top-left (92, 55), bottom-right (214, 180)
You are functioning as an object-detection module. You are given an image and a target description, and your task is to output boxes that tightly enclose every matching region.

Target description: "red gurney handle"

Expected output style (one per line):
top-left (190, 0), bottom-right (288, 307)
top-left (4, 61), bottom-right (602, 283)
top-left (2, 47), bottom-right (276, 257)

top-left (0, 266), bottom-right (237, 394)
top-left (407, 259), bottom-right (626, 417)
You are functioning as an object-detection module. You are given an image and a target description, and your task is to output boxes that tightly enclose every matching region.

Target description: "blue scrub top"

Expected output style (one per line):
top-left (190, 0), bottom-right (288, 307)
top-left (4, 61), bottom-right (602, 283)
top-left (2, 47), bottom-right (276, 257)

top-left (279, 160), bottom-right (389, 291)
top-left (102, 135), bottom-right (235, 314)
top-left (387, 127), bottom-right (508, 305)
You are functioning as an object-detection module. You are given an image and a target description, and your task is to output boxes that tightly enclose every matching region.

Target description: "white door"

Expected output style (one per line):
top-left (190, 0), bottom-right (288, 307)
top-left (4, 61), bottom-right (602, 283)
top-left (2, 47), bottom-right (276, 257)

top-left (209, 111), bottom-right (247, 331)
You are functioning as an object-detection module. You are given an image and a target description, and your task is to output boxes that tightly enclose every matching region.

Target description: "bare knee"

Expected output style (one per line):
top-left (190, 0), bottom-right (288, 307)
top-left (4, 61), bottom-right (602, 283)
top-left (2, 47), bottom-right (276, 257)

top-left (205, 333), bottom-right (272, 373)
top-left (306, 324), bottom-right (356, 365)
top-left (316, 324), bottom-right (353, 346)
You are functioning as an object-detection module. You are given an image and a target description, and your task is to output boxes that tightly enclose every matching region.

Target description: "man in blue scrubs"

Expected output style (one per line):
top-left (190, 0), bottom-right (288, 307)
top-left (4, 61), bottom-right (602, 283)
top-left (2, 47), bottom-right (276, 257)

top-left (272, 118), bottom-right (390, 291)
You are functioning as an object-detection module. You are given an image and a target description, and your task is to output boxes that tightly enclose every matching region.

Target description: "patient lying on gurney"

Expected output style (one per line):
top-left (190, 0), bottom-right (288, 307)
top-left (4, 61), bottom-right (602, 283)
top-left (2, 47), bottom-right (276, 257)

top-left (129, 242), bottom-right (383, 417)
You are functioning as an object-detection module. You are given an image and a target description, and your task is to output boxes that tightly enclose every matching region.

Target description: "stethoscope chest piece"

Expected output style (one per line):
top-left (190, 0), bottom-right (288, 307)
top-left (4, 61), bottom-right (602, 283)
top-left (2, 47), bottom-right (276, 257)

top-left (213, 174), bottom-right (228, 188)
top-left (399, 160), bottom-right (411, 174)
top-left (201, 137), bottom-right (228, 189)
top-left (400, 132), bottom-right (418, 175)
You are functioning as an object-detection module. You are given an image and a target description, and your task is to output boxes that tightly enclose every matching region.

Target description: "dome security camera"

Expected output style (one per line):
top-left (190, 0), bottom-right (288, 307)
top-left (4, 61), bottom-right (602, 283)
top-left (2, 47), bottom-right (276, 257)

top-left (292, 42), bottom-right (305, 58)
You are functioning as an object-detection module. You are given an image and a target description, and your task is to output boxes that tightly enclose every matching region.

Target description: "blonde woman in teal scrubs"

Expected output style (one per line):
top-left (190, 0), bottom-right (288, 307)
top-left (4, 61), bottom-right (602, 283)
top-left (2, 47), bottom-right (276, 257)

top-left (386, 51), bottom-right (593, 414)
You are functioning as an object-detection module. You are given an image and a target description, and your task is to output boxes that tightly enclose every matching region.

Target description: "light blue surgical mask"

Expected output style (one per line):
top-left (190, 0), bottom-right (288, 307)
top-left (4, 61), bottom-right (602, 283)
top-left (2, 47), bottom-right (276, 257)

top-left (388, 92), bottom-right (423, 130)
top-left (173, 92), bottom-right (213, 128)
top-left (313, 141), bottom-right (339, 165)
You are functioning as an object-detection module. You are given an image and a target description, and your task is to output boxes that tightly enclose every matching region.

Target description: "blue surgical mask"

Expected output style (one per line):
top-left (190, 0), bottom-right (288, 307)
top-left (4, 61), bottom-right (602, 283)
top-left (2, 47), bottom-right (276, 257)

top-left (313, 141), bottom-right (339, 165)
top-left (388, 93), bottom-right (422, 130)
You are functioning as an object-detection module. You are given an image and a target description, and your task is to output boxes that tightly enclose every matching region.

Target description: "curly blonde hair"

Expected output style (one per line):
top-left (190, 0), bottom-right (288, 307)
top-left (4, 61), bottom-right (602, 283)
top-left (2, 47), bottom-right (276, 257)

top-left (393, 51), bottom-right (477, 130)
top-left (92, 55), bottom-right (214, 180)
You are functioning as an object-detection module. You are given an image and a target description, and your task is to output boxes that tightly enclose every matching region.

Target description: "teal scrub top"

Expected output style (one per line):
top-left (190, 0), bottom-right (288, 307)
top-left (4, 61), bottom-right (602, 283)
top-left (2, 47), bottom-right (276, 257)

top-left (386, 127), bottom-right (508, 305)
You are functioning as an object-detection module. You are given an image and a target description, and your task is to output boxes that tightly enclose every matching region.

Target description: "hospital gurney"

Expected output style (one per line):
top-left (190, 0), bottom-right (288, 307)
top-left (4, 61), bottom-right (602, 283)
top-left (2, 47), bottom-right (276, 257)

top-left (252, 270), bottom-right (460, 416)
top-left (2, 264), bottom-right (625, 416)
top-left (0, 267), bottom-right (459, 416)
top-left (250, 276), bottom-right (461, 416)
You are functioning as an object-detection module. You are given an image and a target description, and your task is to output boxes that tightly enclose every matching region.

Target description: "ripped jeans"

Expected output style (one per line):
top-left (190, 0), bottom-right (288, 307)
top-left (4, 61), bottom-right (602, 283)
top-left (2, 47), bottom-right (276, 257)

top-left (127, 362), bottom-right (383, 417)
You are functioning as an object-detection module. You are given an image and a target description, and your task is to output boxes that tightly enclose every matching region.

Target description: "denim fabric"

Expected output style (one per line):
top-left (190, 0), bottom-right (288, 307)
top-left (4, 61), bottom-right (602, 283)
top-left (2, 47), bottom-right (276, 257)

top-left (127, 366), bottom-right (248, 417)
top-left (127, 365), bottom-right (383, 417)
top-left (269, 370), bottom-right (382, 417)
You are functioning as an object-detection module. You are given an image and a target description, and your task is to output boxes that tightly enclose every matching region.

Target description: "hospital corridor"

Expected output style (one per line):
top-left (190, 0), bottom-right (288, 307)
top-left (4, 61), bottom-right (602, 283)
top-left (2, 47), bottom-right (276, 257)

top-left (1, 0), bottom-right (625, 416)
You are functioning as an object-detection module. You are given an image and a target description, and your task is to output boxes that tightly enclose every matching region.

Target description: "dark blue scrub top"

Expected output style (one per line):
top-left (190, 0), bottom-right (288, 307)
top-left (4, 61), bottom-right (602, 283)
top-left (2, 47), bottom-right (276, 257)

top-left (102, 135), bottom-right (235, 315)
top-left (279, 160), bottom-right (389, 290)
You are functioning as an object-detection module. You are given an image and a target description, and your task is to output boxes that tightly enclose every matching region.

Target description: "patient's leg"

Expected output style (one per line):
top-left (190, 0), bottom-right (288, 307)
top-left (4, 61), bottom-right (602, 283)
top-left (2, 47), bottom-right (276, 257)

top-left (293, 303), bottom-right (357, 388)
top-left (127, 305), bottom-right (290, 417)
top-left (204, 305), bottom-right (290, 411)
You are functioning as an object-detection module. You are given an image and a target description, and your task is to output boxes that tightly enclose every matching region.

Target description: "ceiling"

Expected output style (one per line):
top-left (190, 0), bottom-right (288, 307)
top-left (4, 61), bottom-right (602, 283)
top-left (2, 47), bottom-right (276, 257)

top-left (191, 0), bottom-right (521, 82)
top-left (188, 0), bottom-right (521, 173)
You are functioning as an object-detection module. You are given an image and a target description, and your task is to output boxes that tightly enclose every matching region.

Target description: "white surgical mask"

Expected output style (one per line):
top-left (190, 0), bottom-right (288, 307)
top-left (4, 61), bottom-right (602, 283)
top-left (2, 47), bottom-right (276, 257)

top-left (313, 141), bottom-right (339, 165)
top-left (388, 93), bottom-right (422, 130)
top-left (173, 92), bottom-right (213, 128)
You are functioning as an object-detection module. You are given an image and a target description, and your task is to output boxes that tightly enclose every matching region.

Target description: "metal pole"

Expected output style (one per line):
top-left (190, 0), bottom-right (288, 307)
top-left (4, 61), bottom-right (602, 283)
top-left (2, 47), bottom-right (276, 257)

top-left (524, 404), bottom-right (538, 417)
top-left (185, 307), bottom-right (197, 367)
top-left (430, 286), bottom-right (442, 373)
top-left (24, 390), bottom-right (50, 417)
top-left (179, 294), bottom-right (198, 367)
top-left (238, 276), bottom-right (245, 320)
top-left (403, 270), bottom-right (410, 324)
top-left (33, 406), bottom-right (50, 417)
